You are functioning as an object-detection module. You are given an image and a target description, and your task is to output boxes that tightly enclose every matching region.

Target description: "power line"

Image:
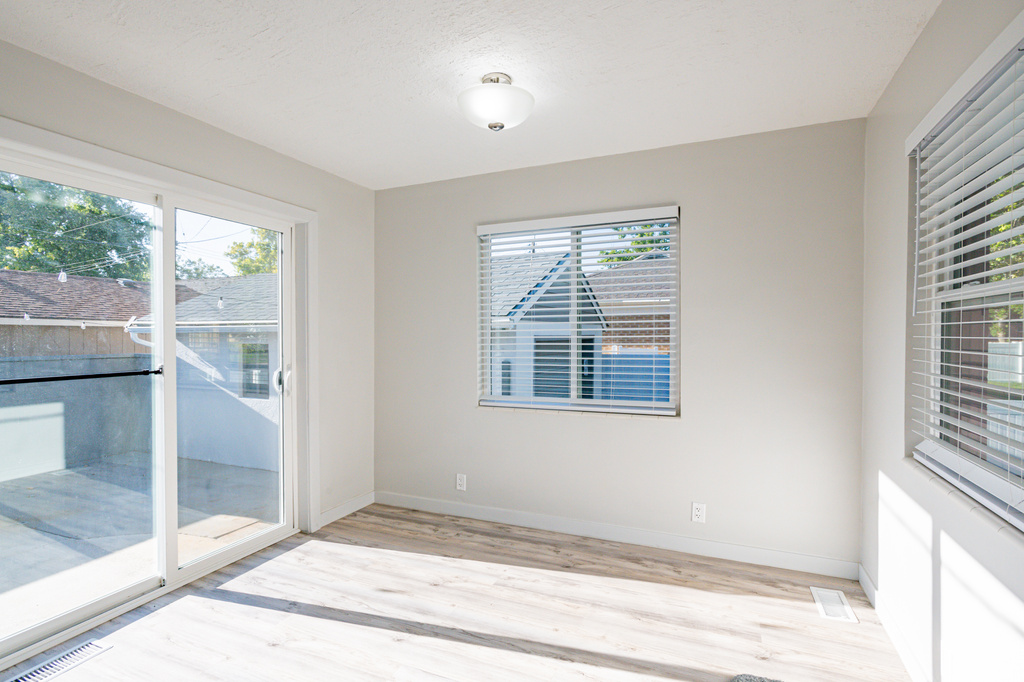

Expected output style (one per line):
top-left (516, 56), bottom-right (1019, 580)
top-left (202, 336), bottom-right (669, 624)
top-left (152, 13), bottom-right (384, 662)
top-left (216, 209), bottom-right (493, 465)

top-left (176, 228), bottom-right (250, 244)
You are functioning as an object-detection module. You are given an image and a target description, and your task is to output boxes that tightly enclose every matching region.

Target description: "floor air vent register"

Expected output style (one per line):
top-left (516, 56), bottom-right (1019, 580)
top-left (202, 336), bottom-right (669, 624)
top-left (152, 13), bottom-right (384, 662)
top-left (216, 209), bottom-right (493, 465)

top-left (809, 586), bottom-right (858, 623)
top-left (2, 640), bottom-right (110, 682)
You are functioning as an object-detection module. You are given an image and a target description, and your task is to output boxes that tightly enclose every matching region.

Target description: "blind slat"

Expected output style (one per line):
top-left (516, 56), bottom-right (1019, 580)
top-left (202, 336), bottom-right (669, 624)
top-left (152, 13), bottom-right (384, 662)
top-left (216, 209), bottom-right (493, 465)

top-left (919, 139), bottom-right (1024, 221)
top-left (912, 418), bottom-right (1024, 470)
top-left (914, 390), bottom-right (1024, 431)
top-left (918, 199), bottom-right (1024, 262)
top-left (914, 406), bottom-right (1024, 456)
top-left (919, 110), bottom-right (1024, 197)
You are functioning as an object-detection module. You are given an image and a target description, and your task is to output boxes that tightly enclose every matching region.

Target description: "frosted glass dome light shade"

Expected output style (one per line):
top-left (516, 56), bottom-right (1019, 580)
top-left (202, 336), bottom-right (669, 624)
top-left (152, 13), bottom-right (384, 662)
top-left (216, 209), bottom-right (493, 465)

top-left (458, 73), bottom-right (534, 131)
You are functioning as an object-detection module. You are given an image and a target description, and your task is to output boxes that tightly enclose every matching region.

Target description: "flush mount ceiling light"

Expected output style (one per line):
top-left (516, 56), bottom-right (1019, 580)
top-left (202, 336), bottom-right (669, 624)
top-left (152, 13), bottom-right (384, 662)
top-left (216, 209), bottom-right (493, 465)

top-left (458, 72), bottom-right (534, 131)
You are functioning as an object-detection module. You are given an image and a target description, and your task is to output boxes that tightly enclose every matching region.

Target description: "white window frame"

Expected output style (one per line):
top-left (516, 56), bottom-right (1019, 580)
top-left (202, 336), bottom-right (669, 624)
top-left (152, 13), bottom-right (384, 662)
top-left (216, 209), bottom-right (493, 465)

top-left (0, 116), bottom-right (317, 669)
top-left (477, 206), bottom-right (680, 416)
top-left (907, 12), bottom-right (1024, 535)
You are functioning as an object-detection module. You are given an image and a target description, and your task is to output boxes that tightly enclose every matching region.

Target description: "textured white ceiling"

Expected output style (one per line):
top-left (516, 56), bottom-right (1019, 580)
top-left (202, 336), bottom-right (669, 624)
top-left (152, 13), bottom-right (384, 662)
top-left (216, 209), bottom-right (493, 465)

top-left (0, 1), bottom-right (940, 189)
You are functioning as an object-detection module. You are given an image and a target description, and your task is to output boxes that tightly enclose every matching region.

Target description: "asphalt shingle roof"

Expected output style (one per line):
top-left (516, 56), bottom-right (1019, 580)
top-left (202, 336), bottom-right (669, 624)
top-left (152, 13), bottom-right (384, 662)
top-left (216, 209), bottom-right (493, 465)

top-left (587, 251), bottom-right (675, 307)
top-left (0, 269), bottom-right (151, 321)
top-left (486, 252), bottom-right (569, 318)
top-left (172, 273), bottom-right (279, 324)
top-left (0, 269), bottom-right (279, 324)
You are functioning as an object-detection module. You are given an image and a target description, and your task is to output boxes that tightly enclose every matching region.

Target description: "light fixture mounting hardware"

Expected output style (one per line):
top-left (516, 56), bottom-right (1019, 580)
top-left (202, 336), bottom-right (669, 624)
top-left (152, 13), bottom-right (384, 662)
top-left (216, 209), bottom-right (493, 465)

top-left (481, 72), bottom-right (512, 85)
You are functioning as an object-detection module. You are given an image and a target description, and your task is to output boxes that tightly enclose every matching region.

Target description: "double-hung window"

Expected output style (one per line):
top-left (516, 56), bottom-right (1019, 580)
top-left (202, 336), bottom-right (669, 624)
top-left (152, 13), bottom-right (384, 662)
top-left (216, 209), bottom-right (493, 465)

top-left (910, 37), bottom-right (1024, 533)
top-left (478, 206), bottom-right (679, 416)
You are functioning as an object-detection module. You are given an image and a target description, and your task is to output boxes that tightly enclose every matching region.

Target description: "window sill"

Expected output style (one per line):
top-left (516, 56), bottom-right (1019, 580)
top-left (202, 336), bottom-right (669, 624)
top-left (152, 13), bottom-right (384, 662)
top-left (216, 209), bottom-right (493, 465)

top-left (476, 400), bottom-right (679, 418)
top-left (911, 441), bottom-right (1024, 536)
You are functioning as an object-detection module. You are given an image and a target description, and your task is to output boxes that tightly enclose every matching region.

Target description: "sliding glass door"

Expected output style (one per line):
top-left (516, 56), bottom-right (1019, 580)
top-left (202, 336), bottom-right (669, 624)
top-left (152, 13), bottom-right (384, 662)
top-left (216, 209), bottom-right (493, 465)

top-left (0, 172), bottom-right (161, 641)
top-left (0, 164), bottom-right (295, 658)
top-left (172, 209), bottom-right (284, 567)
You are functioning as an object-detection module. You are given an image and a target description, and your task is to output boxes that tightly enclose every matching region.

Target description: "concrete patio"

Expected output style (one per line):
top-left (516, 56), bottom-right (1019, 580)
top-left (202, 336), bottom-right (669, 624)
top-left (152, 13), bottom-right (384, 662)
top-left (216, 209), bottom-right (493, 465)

top-left (0, 453), bottom-right (279, 640)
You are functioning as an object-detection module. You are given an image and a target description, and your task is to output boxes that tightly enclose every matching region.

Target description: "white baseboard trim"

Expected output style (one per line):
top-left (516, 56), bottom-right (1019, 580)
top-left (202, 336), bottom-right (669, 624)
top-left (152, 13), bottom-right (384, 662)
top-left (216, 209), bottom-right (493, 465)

top-left (319, 491), bottom-right (375, 529)
top-left (858, 564), bottom-right (877, 606)
top-left (876, 598), bottom-right (931, 682)
top-left (374, 491), bottom-right (860, 580)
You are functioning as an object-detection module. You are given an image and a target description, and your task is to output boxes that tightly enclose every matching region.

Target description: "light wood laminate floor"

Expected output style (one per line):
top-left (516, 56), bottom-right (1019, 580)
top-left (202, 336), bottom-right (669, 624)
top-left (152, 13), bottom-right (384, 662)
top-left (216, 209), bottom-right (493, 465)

top-left (3, 505), bottom-right (909, 681)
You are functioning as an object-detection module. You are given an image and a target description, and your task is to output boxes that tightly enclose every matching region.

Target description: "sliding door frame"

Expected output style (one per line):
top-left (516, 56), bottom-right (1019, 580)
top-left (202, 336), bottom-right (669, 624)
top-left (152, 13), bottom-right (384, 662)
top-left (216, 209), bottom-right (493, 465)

top-left (0, 117), bottom-right (316, 669)
top-left (162, 196), bottom-right (298, 582)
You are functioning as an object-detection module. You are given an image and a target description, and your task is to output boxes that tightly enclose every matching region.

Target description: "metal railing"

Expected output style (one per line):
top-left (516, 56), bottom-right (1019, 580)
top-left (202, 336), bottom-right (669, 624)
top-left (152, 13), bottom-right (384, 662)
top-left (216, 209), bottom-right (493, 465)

top-left (0, 366), bottom-right (163, 387)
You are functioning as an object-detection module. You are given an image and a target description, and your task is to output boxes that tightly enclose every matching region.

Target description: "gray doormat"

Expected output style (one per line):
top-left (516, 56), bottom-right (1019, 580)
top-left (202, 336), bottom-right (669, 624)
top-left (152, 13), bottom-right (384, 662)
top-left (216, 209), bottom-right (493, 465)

top-left (732, 676), bottom-right (783, 682)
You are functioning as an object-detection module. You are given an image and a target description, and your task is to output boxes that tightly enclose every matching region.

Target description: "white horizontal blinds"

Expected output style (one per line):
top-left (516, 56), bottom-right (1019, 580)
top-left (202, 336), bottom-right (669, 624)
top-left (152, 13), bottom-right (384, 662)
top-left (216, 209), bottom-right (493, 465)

top-left (912, 43), bottom-right (1024, 524)
top-left (478, 209), bottom-right (679, 415)
top-left (916, 51), bottom-right (1024, 299)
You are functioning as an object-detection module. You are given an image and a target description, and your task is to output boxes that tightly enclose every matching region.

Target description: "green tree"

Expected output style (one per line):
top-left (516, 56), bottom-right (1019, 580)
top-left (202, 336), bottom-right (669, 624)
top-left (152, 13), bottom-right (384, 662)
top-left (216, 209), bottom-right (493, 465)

top-left (175, 256), bottom-right (225, 280)
top-left (226, 229), bottom-right (278, 275)
top-left (985, 178), bottom-right (1024, 339)
top-left (598, 223), bottom-right (672, 263)
top-left (0, 172), bottom-right (153, 279)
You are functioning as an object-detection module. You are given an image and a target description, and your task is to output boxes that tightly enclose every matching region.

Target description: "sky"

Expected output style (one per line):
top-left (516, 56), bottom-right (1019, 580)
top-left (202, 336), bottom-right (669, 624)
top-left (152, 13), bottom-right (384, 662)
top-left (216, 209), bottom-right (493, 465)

top-left (175, 209), bottom-right (260, 277)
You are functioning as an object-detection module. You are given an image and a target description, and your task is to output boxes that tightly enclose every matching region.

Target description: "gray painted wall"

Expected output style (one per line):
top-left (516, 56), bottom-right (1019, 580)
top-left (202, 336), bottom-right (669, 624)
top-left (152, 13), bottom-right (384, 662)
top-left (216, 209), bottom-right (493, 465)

top-left (0, 41), bottom-right (376, 517)
top-left (375, 119), bottom-right (865, 568)
top-left (862, 1), bottom-right (1024, 679)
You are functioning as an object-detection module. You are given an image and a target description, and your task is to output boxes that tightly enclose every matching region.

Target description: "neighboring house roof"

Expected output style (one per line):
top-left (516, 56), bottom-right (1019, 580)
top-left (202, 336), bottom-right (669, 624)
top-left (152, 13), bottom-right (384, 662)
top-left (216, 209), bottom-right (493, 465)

top-left (488, 252), bottom-right (604, 324)
top-left (176, 273), bottom-right (278, 324)
top-left (136, 272), bottom-right (279, 326)
top-left (587, 250), bottom-right (674, 309)
top-left (487, 252), bottom-right (569, 318)
top-left (0, 269), bottom-right (150, 321)
top-left (0, 269), bottom-right (279, 326)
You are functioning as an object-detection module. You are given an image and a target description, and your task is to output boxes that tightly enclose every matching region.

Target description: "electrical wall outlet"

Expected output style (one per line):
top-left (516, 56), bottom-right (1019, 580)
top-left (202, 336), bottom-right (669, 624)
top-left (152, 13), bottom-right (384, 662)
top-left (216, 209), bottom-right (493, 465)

top-left (692, 502), bottom-right (706, 523)
top-left (456, 473), bottom-right (467, 491)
